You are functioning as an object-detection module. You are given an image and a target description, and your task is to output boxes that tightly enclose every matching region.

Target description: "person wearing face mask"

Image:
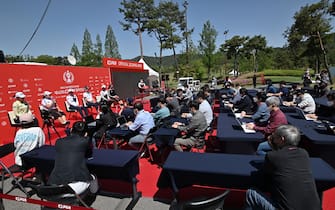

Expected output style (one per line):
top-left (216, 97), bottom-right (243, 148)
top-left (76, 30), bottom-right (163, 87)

top-left (283, 89), bottom-right (316, 114)
top-left (172, 101), bottom-right (208, 152)
top-left (245, 125), bottom-right (320, 210)
top-left (246, 96), bottom-right (288, 155)
top-left (241, 92), bottom-right (270, 126)
top-left (306, 92), bottom-right (335, 123)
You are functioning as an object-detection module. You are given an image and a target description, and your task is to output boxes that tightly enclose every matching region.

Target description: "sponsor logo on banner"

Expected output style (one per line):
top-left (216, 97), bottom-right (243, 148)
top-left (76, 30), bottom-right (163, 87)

top-left (63, 70), bottom-right (74, 84)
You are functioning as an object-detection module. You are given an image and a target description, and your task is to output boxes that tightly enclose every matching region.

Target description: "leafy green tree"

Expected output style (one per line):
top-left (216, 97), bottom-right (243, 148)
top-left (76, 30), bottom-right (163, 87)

top-left (220, 35), bottom-right (248, 76)
top-left (243, 35), bottom-right (267, 72)
top-left (284, 0), bottom-right (332, 75)
top-left (105, 25), bottom-right (121, 58)
top-left (119, 0), bottom-right (155, 58)
top-left (147, 1), bottom-right (184, 74)
top-left (198, 20), bottom-right (218, 79)
top-left (80, 28), bottom-right (96, 66)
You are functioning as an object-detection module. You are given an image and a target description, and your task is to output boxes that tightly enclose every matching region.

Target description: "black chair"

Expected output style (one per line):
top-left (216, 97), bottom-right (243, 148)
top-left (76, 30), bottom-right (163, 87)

top-left (64, 101), bottom-right (77, 119)
top-left (26, 175), bottom-right (98, 210)
top-left (0, 143), bottom-right (32, 197)
top-left (171, 190), bottom-right (230, 210)
top-left (138, 127), bottom-right (158, 161)
top-left (39, 106), bottom-right (61, 144)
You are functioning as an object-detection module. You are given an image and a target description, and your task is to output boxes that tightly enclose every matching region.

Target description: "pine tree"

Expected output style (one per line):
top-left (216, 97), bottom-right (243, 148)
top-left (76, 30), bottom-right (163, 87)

top-left (105, 25), bottom-right (121, 58)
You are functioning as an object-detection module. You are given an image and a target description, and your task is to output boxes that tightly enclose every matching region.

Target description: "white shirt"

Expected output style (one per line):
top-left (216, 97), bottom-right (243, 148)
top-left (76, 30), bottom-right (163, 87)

top-left (14, 127), bottom-right (45, 166)
top-left (66, 94), bottom-right (79, 106)
top-left (199, 100), bottom-right (213, 126)
top-left (296, 93), bottom-right (316, 114)
top-left (83, 91), bottom-right (94, 102)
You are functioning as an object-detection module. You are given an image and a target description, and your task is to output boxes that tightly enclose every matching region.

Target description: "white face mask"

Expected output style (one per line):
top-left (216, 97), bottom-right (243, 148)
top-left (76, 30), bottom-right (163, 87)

top-left (253, 97), bottom-right (258, 103)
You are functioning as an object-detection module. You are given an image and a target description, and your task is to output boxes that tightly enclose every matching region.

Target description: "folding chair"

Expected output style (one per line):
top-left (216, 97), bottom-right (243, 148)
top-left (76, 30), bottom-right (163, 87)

top-left (138, 127), bottom-right (157, 161)
top-left (171, 190), bottom-right (230, 210)
top-left (7, 111), bottom-right (21, 138)
top-left (0, 143), bottom-right (32, 196)
top-left (39, 106), bottom-right (61, 144)
top-left (64, 101), bottom-right (77, 119)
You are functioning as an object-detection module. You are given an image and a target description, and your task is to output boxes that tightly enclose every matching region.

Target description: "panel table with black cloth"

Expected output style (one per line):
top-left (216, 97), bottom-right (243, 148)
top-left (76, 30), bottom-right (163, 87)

top-left (21, 145), bottom-right (141, 209)
top-left (285, 113), bottom-right (335, 168)
top-left (216, 112), bottom-right (265, 154)
top-left (153, 128), bottom-right (180, 148)
top-left (105, 127), bottom-right (136, 149)
top-left (157, 151), bottom-right (335, 203)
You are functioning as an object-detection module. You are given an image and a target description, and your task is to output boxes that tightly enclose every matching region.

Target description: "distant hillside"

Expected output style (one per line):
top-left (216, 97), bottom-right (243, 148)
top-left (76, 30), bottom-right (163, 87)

top-left (130, 55), bottom-right (179, 70)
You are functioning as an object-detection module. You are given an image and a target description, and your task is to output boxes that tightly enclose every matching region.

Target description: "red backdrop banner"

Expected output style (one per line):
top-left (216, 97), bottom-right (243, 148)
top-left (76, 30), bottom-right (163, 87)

top-left (0, 64), bottom-right (110, 144)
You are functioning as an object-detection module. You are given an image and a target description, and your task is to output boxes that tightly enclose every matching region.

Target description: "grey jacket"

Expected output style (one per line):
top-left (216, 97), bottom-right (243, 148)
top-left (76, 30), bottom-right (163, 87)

top-left (178, 110), bottom-right (208, 138)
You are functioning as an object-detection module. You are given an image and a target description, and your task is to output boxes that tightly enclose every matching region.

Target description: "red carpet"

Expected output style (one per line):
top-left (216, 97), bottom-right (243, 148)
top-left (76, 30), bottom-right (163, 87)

top-left (2, 118), bottom-right (335, 209)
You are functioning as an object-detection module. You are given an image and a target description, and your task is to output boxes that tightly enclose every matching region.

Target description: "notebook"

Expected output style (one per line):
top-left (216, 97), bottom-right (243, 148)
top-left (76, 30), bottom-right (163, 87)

top-left (235, 118), bottom-right (256, 133)
top-left (295, 108), bottom-right (314, 121)
top-left (117, 116), bottom-right (128, 130)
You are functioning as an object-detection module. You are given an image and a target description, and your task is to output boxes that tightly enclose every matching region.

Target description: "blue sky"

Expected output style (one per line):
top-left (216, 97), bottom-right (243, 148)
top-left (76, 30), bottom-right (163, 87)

top-left (1, 0), bottom-right (334, 59)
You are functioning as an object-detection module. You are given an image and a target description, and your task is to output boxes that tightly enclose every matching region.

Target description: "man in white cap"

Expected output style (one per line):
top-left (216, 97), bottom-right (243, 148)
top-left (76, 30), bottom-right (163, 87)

top-left (83, 86), bottom-right (99, 112)
top-left (12, 92), bottom-right (29, 122)
top-left (99, 84), bottom-right (109, 102)
top-left (41, 91), bottom-right (68, 125)
top-left (12, 91), bottom-right (39, 126)
top-left (66, 88), bottom-right (88, 119)
top-left (14, 113), bottom-right (45, 168)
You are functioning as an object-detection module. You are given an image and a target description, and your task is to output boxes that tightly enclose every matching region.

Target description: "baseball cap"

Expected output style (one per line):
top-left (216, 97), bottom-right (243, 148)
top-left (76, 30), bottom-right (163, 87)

top-left (19, 113), bottom-right (34, 124)
top-left (43, 91), bottom-right (52, 96)
top-left (101, 84), bottom-right (106, 89)
top-left (15, 92), bottom-right (26, 98)
top-left (68, 88), bottom-right (75, 93)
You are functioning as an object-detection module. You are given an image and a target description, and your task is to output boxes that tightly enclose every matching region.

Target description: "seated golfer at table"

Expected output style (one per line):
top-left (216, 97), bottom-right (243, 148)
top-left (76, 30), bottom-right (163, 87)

top-left (48, 121), bottom-right (97, 198)
top-left (126, 102), bottom-right (155, 147)
top-left (245, 125), bottom-right (320, 210)
top-left (66, 89), bottom-right (89, 119)
top-left (172, 101), bottom-right (208, 152)
top-left (246, 96), bottom-right (288, 155)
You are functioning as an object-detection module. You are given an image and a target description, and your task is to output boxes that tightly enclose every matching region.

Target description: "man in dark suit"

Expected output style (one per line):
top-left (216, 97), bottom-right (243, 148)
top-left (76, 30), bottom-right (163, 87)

top-left (48, 121), bottom-right (95, 196)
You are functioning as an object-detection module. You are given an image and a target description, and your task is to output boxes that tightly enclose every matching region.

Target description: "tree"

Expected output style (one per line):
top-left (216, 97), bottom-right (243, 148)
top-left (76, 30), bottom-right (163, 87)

top-left (80, 29), bottom-right (96, 66)
top-left (243, 35), bottom-right (267, 72)
top-left (198, 20), bottom-right (218, 79)
top-left (105, 25), bottom-right (121, 58)
top-left (70, 43), bottom-right (81, 63)
top-left (284, 0), bottom-right (332, 77)
top-left (220, 35), bottom-right (248, 76)
top-left (82, 28), bottom-right (93, 56)
top-left (119, 0), bottom-right (155, 58)
top-left (147, 1), bottom-right (184, 75)
top-left (93, 34), bottom-right (103, 66)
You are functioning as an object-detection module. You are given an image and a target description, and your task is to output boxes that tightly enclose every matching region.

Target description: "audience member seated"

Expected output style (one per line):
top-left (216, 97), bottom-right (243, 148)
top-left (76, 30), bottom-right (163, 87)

top-left (245, 125), bottom-right (320, 210)
top-left (118, 99), bottom-right (135, 122)
top-left (196, 91), bottom-right (213, 127)
top-left (83, 86), bottom-right (99, 112)
top-left (202, 85), bottom-right (214, 105)
top-left (172, 102), bottom-right (208, 152)
top-left (265, 79), bottom-right (277, 95)
top-left (14, 113), bottom-right (45, 169)
top-left (66, 89), bottom-right (89, 119)
top-left (153, 97), bottom-right (170, 126)
top-left (183, 84), bottom-right (194, 106)
top-left (166, 93), bottom-right (181, 118)
top-left (41, 91), bottom-right (68, 125)
top-left (306, 92), bottom-right (335, 123)
top-left (246, 96), bottom-right (288, 155)
top-left (92, 104), bottom-right (117, 148)
top-left (267, 80), bottom-right (290, 101)
top-left (283, 89), bottom-right (316, 114)
top-left (241, 92), bottom-right (270, 126)
top-left (12, 91), bottom-right (39, 126)
top-left (48, 121), bottom-right (97, 202)
top-left (125, 102), bottom-right (155, 148)
top-left (226, 88), bottom-right (254, 114)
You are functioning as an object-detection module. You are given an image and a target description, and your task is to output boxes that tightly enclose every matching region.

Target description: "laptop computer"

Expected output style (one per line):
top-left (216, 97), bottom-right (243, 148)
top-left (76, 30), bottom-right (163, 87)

top-left (295, 108), bottom-right (314, 121)
top-left (117, 116), bottom-right (128, 130)
top-left (235, 118), bottom-right (256, 133)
